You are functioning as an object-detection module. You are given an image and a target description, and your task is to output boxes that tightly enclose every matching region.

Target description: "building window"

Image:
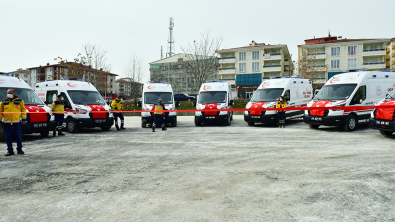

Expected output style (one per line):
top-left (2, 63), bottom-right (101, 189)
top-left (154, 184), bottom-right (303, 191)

top-left (348, 46), bottom-right (357, 55)
top-left (24, 75), bottom-right (28, 78)
top-left (239, 52), bottom-right (246, 61)
top-left (252, 51), bottom-right (259, 60)
top-left (370, 58), bottom-right (378, 63)
top-left (331, 60), bottom-right (340, 69)
top-left (370, 45), bottom-right (378, 51)
top-left (239, 63), bottom-right (246, 72)
top-left (252, 62), bottom-right (260, 71)
top-left (331, 47), bottom-right (340, 56)
top-left (348, 58), bottom-right (357, 68)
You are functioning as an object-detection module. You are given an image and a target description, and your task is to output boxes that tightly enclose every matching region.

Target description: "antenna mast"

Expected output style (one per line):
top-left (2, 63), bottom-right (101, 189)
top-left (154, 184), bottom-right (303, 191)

top-left (167, 17), bottom-right (175, 57)
top-left (161, 46), bottom-right (163, 59)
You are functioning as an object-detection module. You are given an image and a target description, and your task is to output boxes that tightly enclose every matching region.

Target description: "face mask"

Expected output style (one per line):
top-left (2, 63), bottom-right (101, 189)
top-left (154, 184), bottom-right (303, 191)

top-left (7, 94), bottom-right (13, 99)
top-left (280, 99), bottom-right (283, 101)
top-left (60, 98), bottom-right (64, 101)
top-left (121, 99), bottom-right (123, 102)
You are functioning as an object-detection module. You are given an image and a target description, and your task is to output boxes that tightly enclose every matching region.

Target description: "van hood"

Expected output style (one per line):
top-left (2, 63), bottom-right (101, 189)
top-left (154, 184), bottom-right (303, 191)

top-left (376, 99), bottom-right (395, 120)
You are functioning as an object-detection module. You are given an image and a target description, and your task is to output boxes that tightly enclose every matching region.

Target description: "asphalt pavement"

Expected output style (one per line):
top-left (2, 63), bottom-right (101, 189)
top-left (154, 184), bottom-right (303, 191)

top-left (0, 115), bottom-right (394, 221)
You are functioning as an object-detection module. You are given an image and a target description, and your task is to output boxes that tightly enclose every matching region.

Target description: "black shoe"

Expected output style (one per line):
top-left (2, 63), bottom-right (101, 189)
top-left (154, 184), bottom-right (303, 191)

top-left (121, 127), bottom-right (126, 130)
top-left (162, 128), bottom-right (167, 131)
top-left (5, 151), bottom-right (14, 156)
top-left (152, 129), bottom-right (155, 132)
top-left (58, 132), bottom-right (65, 136)
top-left (53, 131), bottom-right (56, 136)
top-left (17, 149), bottom-right (24, 155)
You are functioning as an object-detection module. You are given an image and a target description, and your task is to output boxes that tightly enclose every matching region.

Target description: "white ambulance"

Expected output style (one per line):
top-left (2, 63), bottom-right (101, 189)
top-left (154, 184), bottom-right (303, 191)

top-left (193, 81), bottom-right (234, 126)
top-left (244, 77), bottom-right (313, 126)
top-left (138, 81), bottom-right (178, 128)
top-left (304, 71), bottom-right (395, 131)
top-left (0, 76), bottom-right (56, 141)
top-left (369, 84), bottom-right (395, 136)
top-left (35, 79), bottom-right (114, 133)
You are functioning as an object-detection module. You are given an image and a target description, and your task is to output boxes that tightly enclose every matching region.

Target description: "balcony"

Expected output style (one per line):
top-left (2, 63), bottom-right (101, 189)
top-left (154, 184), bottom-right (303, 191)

top-left (307, 52), bottom-right (326, 60)
top-left (263, 54), bottom-right (281, 61)
top-left (219, 67), bottom-right (236, 75)
top-left (262, 65), bottom-right (281, 72)
top-left (219, 57), bottom-right (236, 64)
top-left (362, 49), bottom-right (386, 56)
top-left (362, 62), bottom-right (386, 69)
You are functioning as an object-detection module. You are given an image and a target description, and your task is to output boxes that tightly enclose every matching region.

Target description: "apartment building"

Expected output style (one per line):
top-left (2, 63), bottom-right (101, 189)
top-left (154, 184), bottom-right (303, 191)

top-left (114, 77), bottom-right (143, 99)
top-left (298, 35), bottom-right (391, 87)
top-left (10, 69), bottom-right (31, 85)
top-left (217, 41), bottom-right (292, 99)
top-left (385, 38), bottom-right (395, 70)
top-left (27, 63), bottom-right (118, 97)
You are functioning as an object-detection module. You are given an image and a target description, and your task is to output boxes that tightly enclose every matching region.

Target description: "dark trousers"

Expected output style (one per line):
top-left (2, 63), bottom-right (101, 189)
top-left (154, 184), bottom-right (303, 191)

top-left (54, 114), bottom-right (64, 132)
top-left (114, 113), bottom-right (124, 129)
top-left (153, 114), bottom-right (165, 130)
top-left (4, 123), bottom-right (22, 152)
top-left (278, 111), bottom-right (286, 127)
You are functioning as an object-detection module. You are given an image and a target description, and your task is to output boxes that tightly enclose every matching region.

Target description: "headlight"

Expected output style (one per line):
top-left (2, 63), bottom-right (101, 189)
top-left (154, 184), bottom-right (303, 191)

top-left (246, 102), bottom-right (252, 109)
top-left (75, 107), bottom-right (88, 114)
top-left (330, 104), bottom-right (345, 111)
top-left (266, 105), bottom-right (275, 109)
top-left (143, 107), bottom-right (151, 111)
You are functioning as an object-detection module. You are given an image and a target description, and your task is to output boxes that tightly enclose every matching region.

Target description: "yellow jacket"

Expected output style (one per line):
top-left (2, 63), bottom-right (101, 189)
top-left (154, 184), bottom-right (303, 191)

top-left (111, 98), bottom-right (123, 111)
top-left (0, 97), bottom-right (27, 125)
top-left (276, 101), bottom-right (287, 109)
top-left (51, 100), bottom-right (65, 114)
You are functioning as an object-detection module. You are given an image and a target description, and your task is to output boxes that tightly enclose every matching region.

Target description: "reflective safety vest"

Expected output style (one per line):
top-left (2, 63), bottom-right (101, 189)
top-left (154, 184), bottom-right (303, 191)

top-left (111, 98), bottom-right (123, 111)
top-left (0, 97), bottom-right (27, 125)
top-left (152, 102), bottom-right (165, 114)
top-left (276, 101), bottom-right (287, 109)
top-left (51, 100), bottom-right (65, 114)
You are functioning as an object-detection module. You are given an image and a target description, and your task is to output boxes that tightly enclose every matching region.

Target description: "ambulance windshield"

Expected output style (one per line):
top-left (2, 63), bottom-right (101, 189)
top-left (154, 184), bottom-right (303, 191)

top-left (144, 92), bottom-right (173, 104)
top-left (198, 91), bottom-right (227, 104)
top-left (0, 88), bottom-right (44, 105)
top-left (387, 90), bottom-right (395, 99)
top-left (250, 88), bottom-right (284, 102)
top-left (314, 84), bottom-right (357, 101)
top-left (67, 90), bottom-right (106, 105)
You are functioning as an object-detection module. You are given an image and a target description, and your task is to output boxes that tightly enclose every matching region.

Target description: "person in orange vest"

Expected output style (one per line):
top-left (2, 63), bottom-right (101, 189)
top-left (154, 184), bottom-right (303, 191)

top-left (151, 99), bottom-right (167, 132)
top-left (0, 89), bottom-right (26, 156)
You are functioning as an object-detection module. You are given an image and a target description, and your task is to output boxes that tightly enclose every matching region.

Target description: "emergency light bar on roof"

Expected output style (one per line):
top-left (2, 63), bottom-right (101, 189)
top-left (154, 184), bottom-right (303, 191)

top-left (148, 81), bottom-right (167, 83)
top-left (378, 69), bottom-right (393, 72)
top-left (206, 80), bottom-right (225, 83)
top-left (355, 68), bottom-right (367, 71)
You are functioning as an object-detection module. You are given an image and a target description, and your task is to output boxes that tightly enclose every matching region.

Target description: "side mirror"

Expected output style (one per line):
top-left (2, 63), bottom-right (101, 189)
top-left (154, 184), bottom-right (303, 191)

top-left (229, 100), bottom-right (234, 106)
top-left (193, 100), bottom-right (196, 106)
top-left (137, 101), bottom-right (142, 107)
top-left (359, 99), bottom-right (363, 104)
top-left (175, 101), bottom-right (180, 107)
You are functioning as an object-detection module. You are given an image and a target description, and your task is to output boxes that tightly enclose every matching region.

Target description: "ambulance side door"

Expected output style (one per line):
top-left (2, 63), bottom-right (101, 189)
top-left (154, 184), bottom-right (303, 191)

top-left (46, 90), bottom-right (58, 107)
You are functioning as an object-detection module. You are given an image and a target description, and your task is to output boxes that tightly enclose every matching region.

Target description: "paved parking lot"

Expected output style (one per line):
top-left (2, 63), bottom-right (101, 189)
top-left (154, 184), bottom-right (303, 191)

top-left (1, 115), bottom-right (395, 221)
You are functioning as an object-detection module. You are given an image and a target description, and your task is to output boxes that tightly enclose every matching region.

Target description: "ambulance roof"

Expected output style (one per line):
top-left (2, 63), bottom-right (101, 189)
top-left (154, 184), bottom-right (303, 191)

top-left (36, 80), bottom-right (96, 91)
top-left (143, 83), bottom-right (173, 92)
top-left (326, 71), bottom-right (395, 85)
top-left (258, 78), bottom-right (311, 89)
top-left (0, 76), bottom-right (31, 89)
top-left (199, 82), bottom-right (230, 92)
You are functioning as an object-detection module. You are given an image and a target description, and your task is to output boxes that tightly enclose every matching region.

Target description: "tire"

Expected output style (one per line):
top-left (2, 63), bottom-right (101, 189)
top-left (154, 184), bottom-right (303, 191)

top-left (100, 125), bottom-right (111, 131)
top-left (380, 130), bottom-right (393, 136)
top-left (141, 121), bottom-right (146, 128)
top-left (0, 124), bottom-right (5, 142)
top-left (247, 122), bottom-right (255, 126)
top-left (309, 124), bottom-right (319, 129)
top-left (225, 115), bottom-right (231, 126)
top-left (171, 120), bottom-right (177, 127)
top-left (343, 115), bottom-right (357, 131)
top-left (66, 119), bottom-right (79, 133)
top-left (194, 118), bottom-right (201, 126)
top-left (40, 131), bottom-right (49, 137)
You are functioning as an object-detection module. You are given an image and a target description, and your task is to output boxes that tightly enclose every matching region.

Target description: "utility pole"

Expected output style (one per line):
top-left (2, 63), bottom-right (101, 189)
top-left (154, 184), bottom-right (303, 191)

top-left (161, 46), bottom-right (163, 60)
top-left (167, 17), bottom-right (175, 57)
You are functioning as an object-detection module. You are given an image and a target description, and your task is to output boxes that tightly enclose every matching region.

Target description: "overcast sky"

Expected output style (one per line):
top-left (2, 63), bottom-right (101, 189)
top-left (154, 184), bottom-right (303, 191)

top-left (1, 0), bottom-right (393, 79)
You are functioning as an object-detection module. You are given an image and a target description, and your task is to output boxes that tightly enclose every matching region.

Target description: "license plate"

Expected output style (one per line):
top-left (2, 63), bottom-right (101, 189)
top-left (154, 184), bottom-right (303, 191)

top-left (251, 116), bottom-right (260, 119)
top-left (95, 119), bottom-right (105, 123)
top-left (205, 116), bottom-right (215, 119)
top-left (376, 120), bottom-right (389, 126)
top-left (33, 123), bottom-right (47, 128)
top-left (311, 117), bottom-right (322, 121)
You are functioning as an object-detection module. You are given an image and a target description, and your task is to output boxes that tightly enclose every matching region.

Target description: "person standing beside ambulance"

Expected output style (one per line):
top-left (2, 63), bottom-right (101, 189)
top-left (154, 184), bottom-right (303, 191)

top-left (276, 96), bottom-right (287, 128)
top-left (111, 96), bottom-right (126, 131)
top-left (51, 94), bottom-right (65, 136)
top-left (0, 89), bottom-right (26, 156)
top-left (151, 98), bottom-right (167, 132)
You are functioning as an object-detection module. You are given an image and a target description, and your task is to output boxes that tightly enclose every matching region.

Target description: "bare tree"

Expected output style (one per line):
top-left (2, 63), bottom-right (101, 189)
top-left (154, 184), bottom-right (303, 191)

top-left (124, 54), bottom-right (147, 104)
top-left (181, 32), bottom-right (223, 87)
top-left (296, 49), bottom-right (329, 86)
top-left (82, 43), bottom-right (112, 72)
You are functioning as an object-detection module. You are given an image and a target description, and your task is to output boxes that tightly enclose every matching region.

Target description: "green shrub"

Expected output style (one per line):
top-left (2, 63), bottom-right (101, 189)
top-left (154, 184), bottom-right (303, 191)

top-left (233, 100), bottom-right (248, 109)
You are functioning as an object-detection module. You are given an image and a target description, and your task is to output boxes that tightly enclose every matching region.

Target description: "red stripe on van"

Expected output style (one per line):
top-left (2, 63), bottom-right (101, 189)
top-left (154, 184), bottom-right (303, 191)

top-left (204, 103), bottom-right (218, 115)
top-left (376, 100), bottom-right (395, 120)
top-left (310, 100), bottom-right (331, 116)
top-left (25, 105), bottom-right (47, 123)
top-left (250, 102), bottom-right (266, 115)
top-left (87, 105), bottom-right (107, 119)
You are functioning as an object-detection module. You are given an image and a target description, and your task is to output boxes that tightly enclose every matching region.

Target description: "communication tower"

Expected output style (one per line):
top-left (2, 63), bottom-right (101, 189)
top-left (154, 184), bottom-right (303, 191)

top-left (167, 17), bottom-right (175, 57)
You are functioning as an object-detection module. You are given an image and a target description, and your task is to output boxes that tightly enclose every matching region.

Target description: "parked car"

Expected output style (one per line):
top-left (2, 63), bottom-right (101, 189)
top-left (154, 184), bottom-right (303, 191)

top-left (174, 93), bottom-right (195, 101)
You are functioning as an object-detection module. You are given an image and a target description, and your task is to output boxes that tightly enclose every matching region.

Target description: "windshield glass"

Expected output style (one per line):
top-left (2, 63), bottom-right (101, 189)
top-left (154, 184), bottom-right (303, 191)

top-left (198, 91), bottom-right (227, 104)
top-left (67, 90), bottom-right (106, 105)
top-left (314, 84), bottom-right (357, 101)
top-left (387, 90), bottom-right (395, 99)
top-left (0, 87), bottom-right (44, 105)
top-left (250, 88), bottom-right (284, 102)
top-left (144, 92), bottom-right (173, 104)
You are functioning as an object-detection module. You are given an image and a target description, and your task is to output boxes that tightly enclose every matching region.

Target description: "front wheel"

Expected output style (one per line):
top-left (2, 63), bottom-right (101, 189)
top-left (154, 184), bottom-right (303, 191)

top-left (141, 121), bottom-right (146, 128)
top-left (247, 122), bottom-right (255, 126)
top-left (171, 119), bottom-right (177, 127)
top-left (343, 115), bottom-right (357, 131)
top-left (380, 130), bottom-right (393, 136)
top-left (66, 119), bottom-right (79, 133)
top-left (225, 115), bottom-right (231, 126)
top-left (100, 125), bottom-right (111, 131)
top-left (40, 131), bottom-right (49, 137)
top-left (194, 118), bottom-right (201, 126)
top-left (309, 124), bottom-right (319, 129)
